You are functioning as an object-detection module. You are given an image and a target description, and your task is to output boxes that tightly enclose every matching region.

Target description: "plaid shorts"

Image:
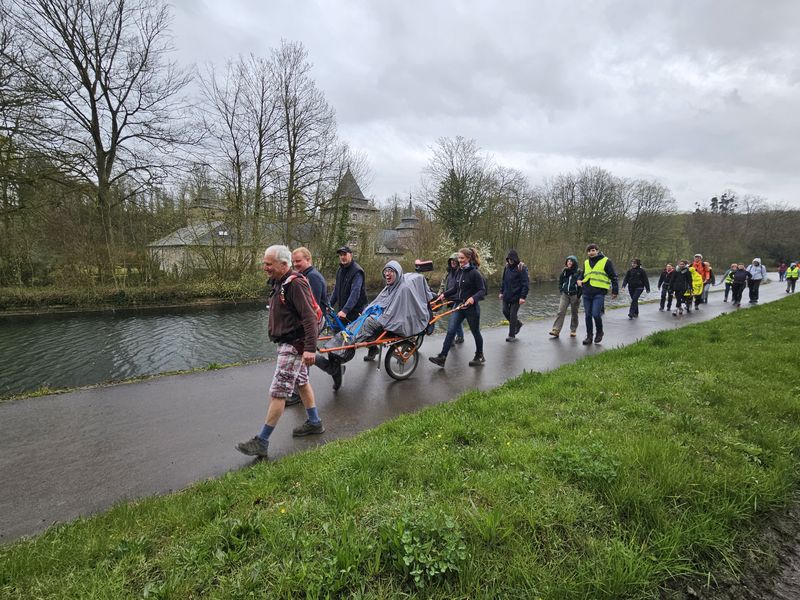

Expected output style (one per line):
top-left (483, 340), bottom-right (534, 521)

top-left (269, 343), bottom-right (309, 399)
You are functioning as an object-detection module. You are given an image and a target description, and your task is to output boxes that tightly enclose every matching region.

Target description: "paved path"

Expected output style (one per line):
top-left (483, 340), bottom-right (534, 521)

top-left (0, 283), bottom-right (788, 542)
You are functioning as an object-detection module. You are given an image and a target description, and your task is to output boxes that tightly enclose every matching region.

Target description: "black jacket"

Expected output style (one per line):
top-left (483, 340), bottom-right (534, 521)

top-left (657, 269), bottom-right (672, 291)
top-left (501, 250), bottom-right (529, 303)
top-left (667, 268), bottom-right (692, 293)
top-left (622, 267), bottom-right (650, 292)
top-left (331, 261), bottom-right (367, 321)
top-left (559, 261), bottom-right (582, 296)
top-left (444, 264), bottom-right (486, 304)
top-left (581, 253), bottom-right (619, 295)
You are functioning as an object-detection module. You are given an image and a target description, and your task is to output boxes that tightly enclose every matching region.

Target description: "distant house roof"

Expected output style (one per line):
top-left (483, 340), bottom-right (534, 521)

top-left (148, 222), bottom-right (230, 248)
top-left (331, 168), bottom-right (378, 213)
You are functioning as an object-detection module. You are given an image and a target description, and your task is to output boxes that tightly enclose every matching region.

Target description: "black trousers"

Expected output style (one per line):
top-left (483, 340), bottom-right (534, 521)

top-left (748, 279), bottom-right (762, 302)
top-left (731, 283), bottom-right (745, 304)
top-left (502, 300), bottom-right (521, 336)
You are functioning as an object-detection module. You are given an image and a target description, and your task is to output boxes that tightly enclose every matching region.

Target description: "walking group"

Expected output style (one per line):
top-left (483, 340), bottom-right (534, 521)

top-left (237, 242), bottom-right (783, 459)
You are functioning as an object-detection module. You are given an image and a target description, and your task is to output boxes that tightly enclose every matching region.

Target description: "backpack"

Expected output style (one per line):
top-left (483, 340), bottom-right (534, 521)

top-left (280, 272), bottom-right (323, 322)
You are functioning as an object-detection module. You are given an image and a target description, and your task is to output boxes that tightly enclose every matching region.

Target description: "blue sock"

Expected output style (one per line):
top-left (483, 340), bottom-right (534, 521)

top-left (306, 407), bottom-right (320, 424)
top-left (258, 424), bottom-right (274, 443)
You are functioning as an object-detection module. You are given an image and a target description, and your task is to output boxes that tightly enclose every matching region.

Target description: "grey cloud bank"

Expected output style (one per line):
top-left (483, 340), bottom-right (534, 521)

top-left (171, 0), bottom-right (800, 209)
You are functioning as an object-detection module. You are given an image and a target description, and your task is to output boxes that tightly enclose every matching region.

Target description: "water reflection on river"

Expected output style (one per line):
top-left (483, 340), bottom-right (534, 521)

top-left (0, 278), bottom-right (658, 396)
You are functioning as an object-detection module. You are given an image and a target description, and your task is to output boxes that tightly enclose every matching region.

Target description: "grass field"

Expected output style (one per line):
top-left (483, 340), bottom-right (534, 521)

top-left (2, 295), bottom-right (799, 599)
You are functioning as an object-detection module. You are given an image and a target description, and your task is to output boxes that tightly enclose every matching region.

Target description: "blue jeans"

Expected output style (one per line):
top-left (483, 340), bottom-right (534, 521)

top-left (583, 291), bottom-right (606, 336)
top-left (440, 303), bottom-right (482, 357)
top-left (628, 287), bottom-right (644, 316)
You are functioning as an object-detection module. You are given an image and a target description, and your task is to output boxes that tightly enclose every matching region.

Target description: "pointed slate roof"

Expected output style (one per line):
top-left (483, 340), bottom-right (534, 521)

top-left (334, 168), bottom-right (367, 201)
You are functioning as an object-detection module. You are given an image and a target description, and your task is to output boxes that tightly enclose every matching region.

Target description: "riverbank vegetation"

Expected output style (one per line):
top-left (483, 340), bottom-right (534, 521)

top-left (2, 296), bottom-right (798, 598)
top-left (3, 2), bottom-right (800, 312)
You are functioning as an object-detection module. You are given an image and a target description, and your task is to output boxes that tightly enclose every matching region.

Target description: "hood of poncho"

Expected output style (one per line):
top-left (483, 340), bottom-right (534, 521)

top-left (367, 260), bottom-right (436, 337)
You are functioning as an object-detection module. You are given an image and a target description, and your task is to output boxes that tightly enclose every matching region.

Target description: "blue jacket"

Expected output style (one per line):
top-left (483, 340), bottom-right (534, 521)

top-left (301, 266), bottom-right (328, 308)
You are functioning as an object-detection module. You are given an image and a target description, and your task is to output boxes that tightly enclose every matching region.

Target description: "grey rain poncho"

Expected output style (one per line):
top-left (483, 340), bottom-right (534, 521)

top-left (368, 260), bottom-right (437, 337)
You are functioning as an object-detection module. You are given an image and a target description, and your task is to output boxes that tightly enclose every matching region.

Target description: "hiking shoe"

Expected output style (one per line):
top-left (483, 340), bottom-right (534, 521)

top-left (594, 331), bottom-right (603, 344)
top-left (582, 336), bottom-right (593, 345)
top-left (506, 335), bottom-right (516, 342)
top-left (236, 436), bottom-right (269, 457)
top-left (628, 314), bottom-right (634, 319)
top-left (332, 364), bottom-right (345, 391)
top-left (548, 329), bottom-right (559, 337)
top-left (454, 335), bottom-right (464, 345)
top-left (468, 353), bottom-right (485, 366)
top-left (569, 331), bottom-right (577, 337)
top-left (285, 391), bottom-right (302, 407)
top-left (429, 354), bottom-right (446, 367)
top-left (293, 420), bottom-right (324, 437)
top-left (659, 307), bottom-right (664, 311)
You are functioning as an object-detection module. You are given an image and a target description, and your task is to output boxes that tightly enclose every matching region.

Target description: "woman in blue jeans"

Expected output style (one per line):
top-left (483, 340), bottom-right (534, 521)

top-left (429, 247), bottom-right (487, 368)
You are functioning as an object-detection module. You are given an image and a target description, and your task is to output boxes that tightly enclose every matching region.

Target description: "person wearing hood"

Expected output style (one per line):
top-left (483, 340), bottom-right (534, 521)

top-left (438, 253), bottom-right (464, 344)
top-left (576, 243), bottom-right (619, 345)
top-left (621, 258), bottom-right (650, 319)
top-left (549, 255), bottom-right (582, 337)
top-left (667, 260), bottom-right (693, 315)
top-left (778, 261), bottom-right (788, 282)
top-left (316, 260), bottom-right (436, 389)
top-left (786, 262), bottom-right (798, 293)
top-left (499, 249), bottom-right (529, 341)
top-left (746, 258), bottom-right (767, 303)
top-left (429, 247), bottom-right (487, 368)
top-left (657, 263), bottom-right (674, 311)
top-left (687, 263), bottom-right (704, 310)
top-left (730, 263), bottom-right (751, 306)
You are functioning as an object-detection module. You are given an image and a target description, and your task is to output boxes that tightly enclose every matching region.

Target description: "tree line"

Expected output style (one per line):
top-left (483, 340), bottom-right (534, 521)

top-left (1, 0), bottom-right (797, 293)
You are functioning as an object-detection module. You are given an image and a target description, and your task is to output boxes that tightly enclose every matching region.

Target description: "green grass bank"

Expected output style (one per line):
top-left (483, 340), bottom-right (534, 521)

top-left (2, 296), bottom-right (800, 598)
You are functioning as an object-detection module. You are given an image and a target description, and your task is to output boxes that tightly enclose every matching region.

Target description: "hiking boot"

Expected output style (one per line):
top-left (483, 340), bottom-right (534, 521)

top-left (454, 335), bottom-right (464, 345)
top-left (548, 329), bottom-right (559, 337)
top-left (594, 331), bottom-right (603, 344)
top-left (285, 391), bottom-right (302, 406)
top-left (582, 336), bottom-right (593, 345)
top-left (429, 354), bottom-right (446, 367)
top-left (293, 420), bottom-right (324, 437)
top-left (569, 331), bottom-right (577, 337)
top-left (363, 346), bottom-right (379, 362)
top-left (505, 335), bottom-right (516, 342)
top-left (332, 364), bottom-right (345, 391)
top-left (515, 321), bottom-right (523, 335)
top-left (468, 353), bottom-right (485, 366)
top-left (236, 436), bottom-right (269, 457)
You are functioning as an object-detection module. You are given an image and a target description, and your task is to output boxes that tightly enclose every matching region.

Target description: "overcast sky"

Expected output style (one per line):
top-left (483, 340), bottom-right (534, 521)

top-left (170, 0), bottom-right (800, 210)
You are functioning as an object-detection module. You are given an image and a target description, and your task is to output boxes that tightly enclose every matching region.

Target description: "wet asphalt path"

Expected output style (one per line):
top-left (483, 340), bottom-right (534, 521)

top-left (0, 283), bottom-right (787, 543)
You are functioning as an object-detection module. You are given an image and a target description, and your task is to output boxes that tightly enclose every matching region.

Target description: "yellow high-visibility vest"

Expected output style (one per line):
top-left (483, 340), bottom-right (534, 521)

top-left (787, 267), bottom-right (799, 280)
top-left (583, 256), bottom-right (611, 290)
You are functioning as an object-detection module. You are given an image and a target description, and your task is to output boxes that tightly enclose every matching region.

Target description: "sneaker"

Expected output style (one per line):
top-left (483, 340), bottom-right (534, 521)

top-left (468, 353), bottom-right (485, 366)
top-left (659, 307), bottom-right (664, 311)
top-left (505, 336), bottom-right (516, 342)
top-left (582, 336), bottom-right (593, 345)
top-left (515, 321), bottom-right (523, 335)
top-left (429, 354), bottom-right (446, 367)
top-left (236, 436), bottom-right (269, 457)
top-left (454, 335), bottom-right (465, 345)
top-left (633, 314), bottom-right (639, 318)
top-left (363, 347), bottom-right (379, 362)
top-left (594, 331), bottom-right (603, 344)
top-left (285, 391), bottom-right (302, 407)
top-left (332, 364), bottom-right (345, 391)
top-left (548, 330), bottom-right (559, 337)
top-left (672, 310), bottom-right (677, 316)
top-left (569, 331), bottom-right (577, 337)
top-left (628, 314), bottom-right (634, 319)
top-left (292, 420), bottom-right (324, 437)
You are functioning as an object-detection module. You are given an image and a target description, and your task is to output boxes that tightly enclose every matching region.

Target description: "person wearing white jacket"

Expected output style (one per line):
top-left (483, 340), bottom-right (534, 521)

top-left (745, 258), bottom-right (767, 304)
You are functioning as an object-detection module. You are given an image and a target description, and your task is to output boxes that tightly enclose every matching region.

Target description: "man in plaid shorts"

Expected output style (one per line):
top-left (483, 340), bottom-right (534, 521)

top-left (237, 245), bottom-right (324, 458)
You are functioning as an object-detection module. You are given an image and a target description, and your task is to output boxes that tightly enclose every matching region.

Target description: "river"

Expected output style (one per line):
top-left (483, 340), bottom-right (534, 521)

top-left (0, 278), bottom-right (663, 397)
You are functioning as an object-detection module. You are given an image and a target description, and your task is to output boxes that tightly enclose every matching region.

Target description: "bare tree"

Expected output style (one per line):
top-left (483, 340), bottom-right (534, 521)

top-left (421, 136), bottom-right (495, 243)
top-left (2, 0), bottom-right (192, 281)
top-left (269, 40), bottom-right (340, 245)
